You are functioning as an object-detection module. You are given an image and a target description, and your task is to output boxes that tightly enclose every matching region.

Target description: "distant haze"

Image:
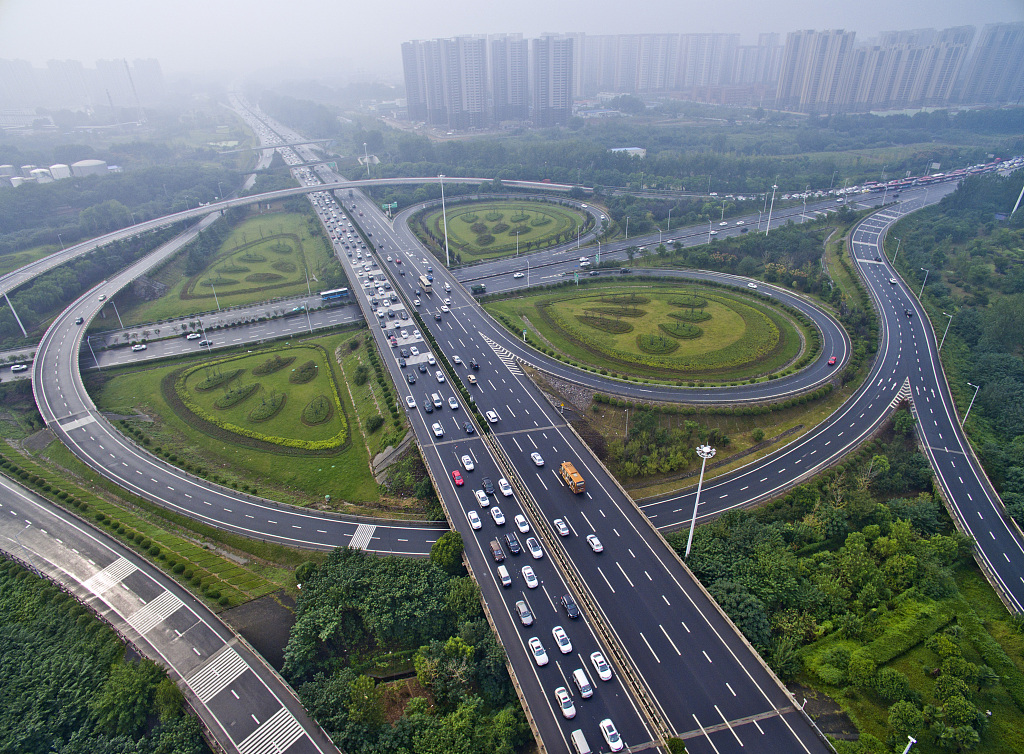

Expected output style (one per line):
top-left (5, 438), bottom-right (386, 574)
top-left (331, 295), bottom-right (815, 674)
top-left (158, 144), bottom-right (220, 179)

top-left (1, 0), bottom-right (1021, 79)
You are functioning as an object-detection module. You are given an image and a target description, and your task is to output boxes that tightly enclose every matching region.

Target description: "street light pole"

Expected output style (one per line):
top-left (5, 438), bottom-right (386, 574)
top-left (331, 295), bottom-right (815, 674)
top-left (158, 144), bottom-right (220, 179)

top-left (919, 268), bottom-right (930, 298)
top-left (624, 216), bottom-right (629, 240)
top-left (57, 233), bottom-right (65, 251)
top-left (685, 445), bottom-right (716, 559)
top-left (707, 219), bottom-right (712, 244)
top-left (363, 143), bottom-right (370, 178)
top-left (892, 237), bottom-right (902, 263)
top-left (439, 175), bottom-right (451, 267)
top-left (901, 736), bottom-right (917, 754)
top-left (963, 382), bottom-right (980, 425)
top-left (210, 282), bottom-right (221, 312)
top-left (109, 300), bottom-right (124, 330)
top-left (667, 208), bottom-right (672, 231)
top-left (766, 180), bottom-right (779, 236)
top-left (939, 312), bottom-right (953, 350)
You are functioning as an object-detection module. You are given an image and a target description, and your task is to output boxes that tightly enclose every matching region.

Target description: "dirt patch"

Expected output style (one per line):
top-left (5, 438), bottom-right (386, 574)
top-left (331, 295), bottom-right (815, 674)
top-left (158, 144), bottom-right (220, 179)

top-left (221, 590), bottom-right (297, 671)
top-left (788, 683), bottom-right (858, 740)
top-left (380, 677), bottom-right (436, 724)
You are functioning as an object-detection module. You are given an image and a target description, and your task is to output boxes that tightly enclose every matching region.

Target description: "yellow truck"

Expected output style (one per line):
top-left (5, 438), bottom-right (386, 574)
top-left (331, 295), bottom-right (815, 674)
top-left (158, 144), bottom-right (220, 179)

top-left (559, 461), bottom-right (586, 494)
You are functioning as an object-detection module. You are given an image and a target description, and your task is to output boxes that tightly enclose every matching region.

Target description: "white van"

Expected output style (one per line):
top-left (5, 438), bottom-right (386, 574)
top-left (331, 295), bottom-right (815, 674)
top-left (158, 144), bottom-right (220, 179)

top-left (431, 393), bottom-right (443, 409)
top-left (572, 668), bottom-right (594, 698)
top-left (497, 565), bottom-right (511, 587)
top-left (570, 729), bottom-right (592, 754)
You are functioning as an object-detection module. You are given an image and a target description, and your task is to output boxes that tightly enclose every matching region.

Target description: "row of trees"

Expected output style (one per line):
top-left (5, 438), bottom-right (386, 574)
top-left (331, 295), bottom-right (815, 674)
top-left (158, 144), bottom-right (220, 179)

top-left (0, 558), bottom-right (208, 754)
top-left (284, 545), bottom-right (529, 754)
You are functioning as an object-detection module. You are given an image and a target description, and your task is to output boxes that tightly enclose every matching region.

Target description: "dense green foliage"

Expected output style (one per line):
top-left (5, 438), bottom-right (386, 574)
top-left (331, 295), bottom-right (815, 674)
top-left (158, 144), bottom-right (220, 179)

top-left (665, 427), bottom-right (1024, 751)
top-left (888, 173), bottom-right (1024, 525)
top-left (0, 559), bottom-right (208, 754)
top-left (283, 548), bottom-right (529, 754)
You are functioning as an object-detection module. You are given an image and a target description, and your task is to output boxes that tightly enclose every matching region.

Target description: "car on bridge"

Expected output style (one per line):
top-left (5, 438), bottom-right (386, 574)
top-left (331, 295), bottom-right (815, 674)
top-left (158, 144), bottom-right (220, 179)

top-left (452, 470), bottom-right (464, 486)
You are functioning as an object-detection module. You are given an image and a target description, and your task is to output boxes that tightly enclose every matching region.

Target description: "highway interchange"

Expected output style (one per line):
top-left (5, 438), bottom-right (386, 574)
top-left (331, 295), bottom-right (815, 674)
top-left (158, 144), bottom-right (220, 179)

top-left (4, 94), bottom-right (1021, 753)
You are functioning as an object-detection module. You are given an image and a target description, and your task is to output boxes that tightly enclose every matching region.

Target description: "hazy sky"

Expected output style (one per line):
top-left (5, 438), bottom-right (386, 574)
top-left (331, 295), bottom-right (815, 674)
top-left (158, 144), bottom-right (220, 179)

top-left (1, 0), bottom-right (1022, 78)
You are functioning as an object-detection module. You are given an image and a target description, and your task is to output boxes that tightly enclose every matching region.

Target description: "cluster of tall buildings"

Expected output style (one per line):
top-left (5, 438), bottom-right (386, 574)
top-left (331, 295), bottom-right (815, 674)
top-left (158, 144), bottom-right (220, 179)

top-left (0, 58), bottom-right (165, 113)
top-left (402, 34), bottom-right (576, 129)
top-left (401, 23), bottom-right (1024, 129)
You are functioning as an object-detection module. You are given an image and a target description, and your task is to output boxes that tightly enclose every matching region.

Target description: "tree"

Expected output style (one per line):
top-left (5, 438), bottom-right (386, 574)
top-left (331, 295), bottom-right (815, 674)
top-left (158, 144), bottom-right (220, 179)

top-left (431, 531), bottom-right (465, 575)
top-left (90, 659), bottom-right (164, 736)
top-left (875, 667), bottom-right (911, 702)
top-left (894, 409), bottom-right (917, 437)
top-left (347, 674), bottom-right (385, 728)
top-left (887, 700), bottom-right (924, 738)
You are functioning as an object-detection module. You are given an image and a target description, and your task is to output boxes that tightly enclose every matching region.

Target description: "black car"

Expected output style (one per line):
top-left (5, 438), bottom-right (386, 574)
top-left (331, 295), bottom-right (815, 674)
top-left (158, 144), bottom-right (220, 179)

top-left (464, 421), bottom-right (475, 434)
top-left (418, 363), bottom-right (428, 373)
top-left (407, 373), bottom-right (416, 384)
top-left (422, 397), bottom-right (433, 413)
top-left (469, 359), bottom-right (479, 370)
top-left (399, 358), bottom-right (407, 368)
top-left (400, 348), bottom-right (410, 358)
top-left (434, 312), bottom-right (442, 321)
top-left (905, 308), bottom-right (913, 318)
top-left (75, 316), bottom-right (84, 324)
top-left (482, 477), bottom-right (495, 495)
top-left (505, 533), bottom-right (522, 555)
top-left (560, 594), bottom-right (581, 619)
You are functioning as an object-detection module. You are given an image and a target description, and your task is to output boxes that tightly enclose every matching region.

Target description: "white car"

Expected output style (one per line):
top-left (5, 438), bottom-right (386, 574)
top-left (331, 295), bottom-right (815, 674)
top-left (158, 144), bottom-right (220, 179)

top-left (889, 278), bottom-right (897, 285)
top-left (552, 626), bottom-right (572, 654)
top-left (591, 651), bottom-right (613, 681)
top-left (453, 355), bottom-right (462, 364)
top-left (526, 537), bottom-right (544, 559)
top-left (736, 220), bottom-right (745, 225)
top-left (131, 344), bottom-right (147, 352)
top-left (414, 331), bottom-right (423, 341)
top-left (409, 346), bottom-right (420, 357)
top-left (405, 395), bottom-right (416, 409)
top-left (554, 518), bottom-right (570, 537)
top-left (414, 299), bottom-right (421, 306)
top-left (186, 332), bottom-right (201, 340)
top-left (435, 370), bottom-right (445, 383)
top-left (467, 510), bottom-right (482, 530)
top-left (600, 719), bottom-right (623, 752)
top-left (719, 221), bottom-right (729, 226)
top-left (10, 364), bottom-right (28, 372)
top-left (502, 481), bottom-right (516, 499)
top-left (531, 452), bottom-right (544, 467)
top-left (431, 422), bottom-right (444, 438)
top-left (491, 507), bottom-right (505, 525)
top-left (486, 410), bottom-right (499, 424)
top-left (448, 397), bottom-right (459, 410)
top-left (579, 256), bottom-right (588, 262)
top-left (440, 305), bottom-right (449, 313)
top-left (528, 637), bottom-right (548, 666)
top-left (587, 534), bottom-right (604, 553)
top-left (522, 565), bottom-right (538, 589)
top-left (428, 355), bottom-right (436, 365)
top-left (554, 687), bottom-right (576, 719)
top-left (400, 329), bottom-right (408, 339)
top-left (474, 489), bottom-right (490, 508)
top-left (709, 230), bottom-right (718, 235)
top-left (461, 454), bottom-right (475, 471)
top-left (444, 298), bottom-right (452, 305)
top-left (513, 272), bottom-right (524, 279)
top-left (747, 282), bottom-right (758, 289)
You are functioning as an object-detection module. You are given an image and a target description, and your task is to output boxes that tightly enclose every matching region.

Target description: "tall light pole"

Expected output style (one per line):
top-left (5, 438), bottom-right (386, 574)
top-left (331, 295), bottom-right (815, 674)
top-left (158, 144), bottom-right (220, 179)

top-left (939, 312), bottom-right (953, 350)
top-left (685, 445), bottom-right (716, 559)
top-left (438, 175), bottom-right (451, 267)
top-left (707, 219), bottom-right (712, 244)
top-left (363, 143), bottom-right (370, 178)
top-left (901, 736), bottom-right (917, 754)
top-left (892, 237), bottom-right (902, 263)
top-left (217, 181), bottom-right (224, 200)
top-left (765, 180), bottom-right (778, 236)
top-left (919, 268), bottom-right (930, 298)
top-left (57, 233), bottom-right (65, 251)
top-left (109, 299), bottom-right (124, 330)
top-left (667, 208), bottom-right (673, 231)
top-left (624, 216), bottom-right (629, 240)
top-left (210, 282), bottom-right (221, 312)
top-left (516, 230), bottom-right (520, 256)
top-left (963, 382), bottom-right (980, 425)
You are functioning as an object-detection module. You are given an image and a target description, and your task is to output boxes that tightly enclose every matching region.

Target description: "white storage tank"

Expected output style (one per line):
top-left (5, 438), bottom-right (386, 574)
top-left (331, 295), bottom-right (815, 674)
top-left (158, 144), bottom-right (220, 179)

top-left (30, 168), bottom-right (53, 183)
top-left (49, 163), bottom-right (72, 180)
top-left (0, 165), bottom-right (15, 177)
top-left (20, 164), bottom-right (37, 177)
top-left (10, 177), bottom-right (25, 187)
top-left (71, 159), bottom-right (108, 177)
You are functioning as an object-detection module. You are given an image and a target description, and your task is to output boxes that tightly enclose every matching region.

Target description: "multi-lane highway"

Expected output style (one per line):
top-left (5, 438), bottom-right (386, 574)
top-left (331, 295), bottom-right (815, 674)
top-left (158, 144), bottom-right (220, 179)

top-left (0, 475), bottom-right (339, 754)
top-left (15, 95), bottom-right (1021, 753)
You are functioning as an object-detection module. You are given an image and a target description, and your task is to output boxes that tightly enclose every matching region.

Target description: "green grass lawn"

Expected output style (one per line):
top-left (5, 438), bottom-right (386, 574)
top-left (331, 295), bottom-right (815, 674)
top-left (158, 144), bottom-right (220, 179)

top-left (182, 346), bottom-right (345, 445)
top-left (486, 279), bottom-right (808, 383)
top-left (0, 244), bottom-right (57, 276)
top-left (117, 212), bottom-right (335, 326)
top-left (90, 330), bottom-right (387, 512)
top-left (419, 199), bottom-right (586, 261)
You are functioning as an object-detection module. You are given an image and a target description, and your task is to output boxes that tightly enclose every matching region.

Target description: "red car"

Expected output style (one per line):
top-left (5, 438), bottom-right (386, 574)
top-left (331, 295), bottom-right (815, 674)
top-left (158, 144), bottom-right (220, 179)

top-left (828, 356), bottom-right (837, 366)
top-left (452, 470), bottom-right (464, 486)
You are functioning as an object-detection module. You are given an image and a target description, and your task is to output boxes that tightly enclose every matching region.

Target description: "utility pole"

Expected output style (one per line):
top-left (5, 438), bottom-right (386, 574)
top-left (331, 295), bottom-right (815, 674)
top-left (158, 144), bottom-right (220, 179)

top-left (439, 175), bottom-right (451, 267)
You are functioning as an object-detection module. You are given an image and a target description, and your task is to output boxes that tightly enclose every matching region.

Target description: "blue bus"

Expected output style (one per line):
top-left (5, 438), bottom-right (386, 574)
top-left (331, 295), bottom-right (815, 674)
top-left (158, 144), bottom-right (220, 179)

top-left (319, 287), bottom-right (349, 301)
